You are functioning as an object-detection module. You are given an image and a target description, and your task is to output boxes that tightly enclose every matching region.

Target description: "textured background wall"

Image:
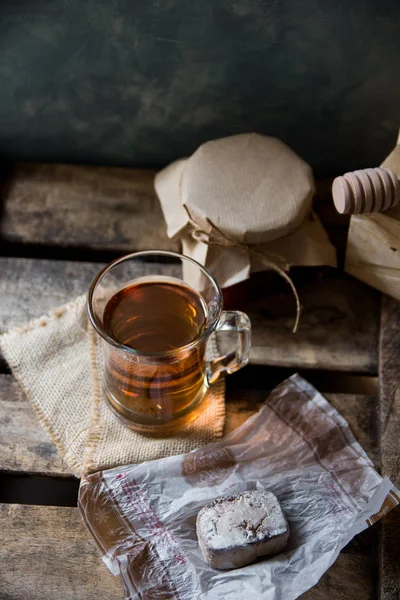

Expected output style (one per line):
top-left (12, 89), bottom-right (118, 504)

top-left (0, 0), bottom-right (399, 175)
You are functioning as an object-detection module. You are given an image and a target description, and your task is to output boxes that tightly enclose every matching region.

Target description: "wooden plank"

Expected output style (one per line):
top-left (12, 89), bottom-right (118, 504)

top-left (0, 258), bottom-right (99, 375)
top-left (0, 503), bottom-right (123, 600)
top-left (379, 295), bottom-right (400, 600)
top-left (300, 552), bottom-right (377, 599)
top-left (0, 370), bottom-right (379, 477)
top-left (0, 374), bottom-right (68, 475)
top-left (0, 162), bottom-right (177, 252)
top-left (221, 269), bottom-right (380, 373)
top-left (379, 296), bottom-right (400, 486)
top-left (379, 510), bottom-right (400, 600)
top-left (0, 258), bottom-right (379, 373)
top-left (0, 165), bottom-right (341, 256)
top-left (0, 258), bottom-right (101, 334)
top-left (0, 502), bottom-right (377, 600)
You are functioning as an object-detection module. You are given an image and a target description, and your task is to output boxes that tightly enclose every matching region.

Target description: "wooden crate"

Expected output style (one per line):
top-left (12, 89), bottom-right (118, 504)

top-left (0, 164), bottom-right (398, 599)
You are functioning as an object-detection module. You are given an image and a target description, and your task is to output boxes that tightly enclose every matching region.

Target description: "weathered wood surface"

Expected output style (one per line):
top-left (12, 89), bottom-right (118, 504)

top-left (0, 502), bottom-right (377, 600)
top-left (0, 503), bottom-right (123, 600)
top-left (301, 550), bottom-right (377, 600)
top-left (242, 269), bottom-right (379, 373)
top-left (379, 295), bottom-right (400, 600)
top-left (0, 258), bottom-right (101, 336)
top-left (0, 162), bottom-right (178, 252)
top-left (0, 165), bottom-right (339, 256)
top-left (0, 258), bottom-right (379, 373)
top-left (0, 371), bottom-right (379, 476)
top-left (0, 375), bottom-right (68, 475)
top-left (0, 164), bottom-right (388, 599)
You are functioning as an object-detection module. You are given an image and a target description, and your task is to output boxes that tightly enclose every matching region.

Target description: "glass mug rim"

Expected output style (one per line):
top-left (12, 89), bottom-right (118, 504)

top-left (87, 250), bottom-right (223, 358)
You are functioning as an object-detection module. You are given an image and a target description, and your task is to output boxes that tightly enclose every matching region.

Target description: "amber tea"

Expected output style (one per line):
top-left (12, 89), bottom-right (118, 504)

top-left (102, 280), bottom-right (208, 431)
top-left (89, 251), bottom-right (251, 434)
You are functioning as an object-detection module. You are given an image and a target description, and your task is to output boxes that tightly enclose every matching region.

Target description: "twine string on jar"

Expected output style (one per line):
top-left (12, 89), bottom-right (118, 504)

top-left (182, 203), bottom-right (301, 332)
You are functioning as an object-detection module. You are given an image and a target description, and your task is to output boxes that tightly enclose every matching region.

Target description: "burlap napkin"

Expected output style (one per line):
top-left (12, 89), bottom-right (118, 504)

top-left (0, 295), bottom-right (225, 477)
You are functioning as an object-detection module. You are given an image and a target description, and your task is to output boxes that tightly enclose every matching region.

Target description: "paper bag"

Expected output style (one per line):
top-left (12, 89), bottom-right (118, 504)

top-left (155, 134), bottom-right (336, 289)
top-left (346, 130), bottom-right (400, 298)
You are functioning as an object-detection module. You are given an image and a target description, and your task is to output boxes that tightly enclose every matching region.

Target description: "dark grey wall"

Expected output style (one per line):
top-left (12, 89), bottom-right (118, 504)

top-left (0, 1), bottom-right (399, 175)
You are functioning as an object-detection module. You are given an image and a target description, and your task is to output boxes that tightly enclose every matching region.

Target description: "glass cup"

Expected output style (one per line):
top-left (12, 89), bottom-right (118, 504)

top-left (88, 251), bottom-right (251, 435)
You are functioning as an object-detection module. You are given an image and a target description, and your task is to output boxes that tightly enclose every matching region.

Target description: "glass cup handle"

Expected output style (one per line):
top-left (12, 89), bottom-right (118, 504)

top-left (207, 311), bottom-right (251, 385)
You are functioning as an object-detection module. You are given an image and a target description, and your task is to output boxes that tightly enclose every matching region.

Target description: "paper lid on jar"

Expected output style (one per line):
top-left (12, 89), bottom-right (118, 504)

top-left (155, 133), bottom-right (336, 289)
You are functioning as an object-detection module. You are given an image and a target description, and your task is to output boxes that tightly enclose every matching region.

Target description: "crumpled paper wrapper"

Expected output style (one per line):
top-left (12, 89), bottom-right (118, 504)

top-left (79, 375), bottom-right (399, 600)
top-left (346, 129), bottom-right (400, 299)
top-left (155, 133), bottom-right (337, 288)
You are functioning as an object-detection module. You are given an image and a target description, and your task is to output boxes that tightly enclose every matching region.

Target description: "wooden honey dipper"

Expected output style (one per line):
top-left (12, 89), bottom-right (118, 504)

top-left (332, 167), bottom-right (400, 215)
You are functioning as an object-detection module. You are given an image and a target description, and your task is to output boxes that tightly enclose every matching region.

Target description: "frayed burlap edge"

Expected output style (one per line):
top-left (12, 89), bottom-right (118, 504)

top-left (0, 297), bottom-right (87, 476)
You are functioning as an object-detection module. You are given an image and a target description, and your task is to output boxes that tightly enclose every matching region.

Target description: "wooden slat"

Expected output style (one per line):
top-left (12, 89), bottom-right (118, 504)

top-left (0, 258), bottom-right (379, 373)
top-left (0, 375), bottom-right (68, 475)
top-left (0, 502), bottom-right (376, 600)
top-left (241, 270), bottom-right (379, 373)
top-left (0, 258), bottom-right (101, 335)
top-left (0, 165), bottom-right (339, 256)
top-left (0, 162), bottom-right (177, 252)
top-left (379, 295), bottom-right (400, 600)
top-left (0, 370), bottom-right (379, 476)
top-left (300, 552), bottom-right (377, 599)
top-left (0, 503), bottom-right (123, 600)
